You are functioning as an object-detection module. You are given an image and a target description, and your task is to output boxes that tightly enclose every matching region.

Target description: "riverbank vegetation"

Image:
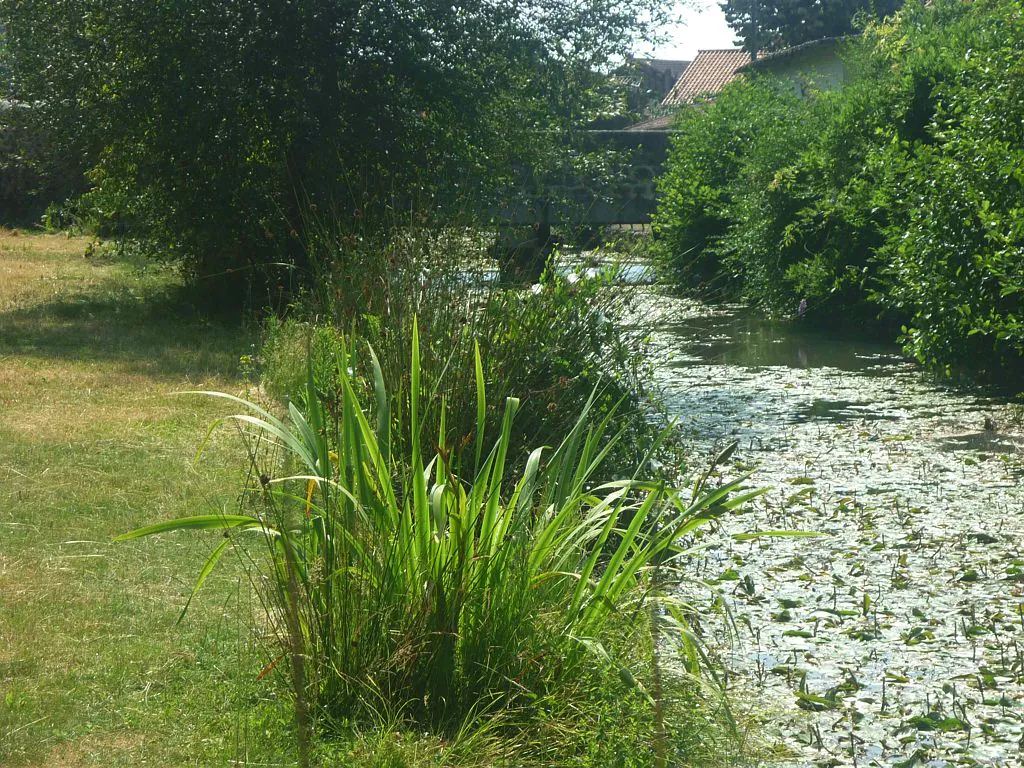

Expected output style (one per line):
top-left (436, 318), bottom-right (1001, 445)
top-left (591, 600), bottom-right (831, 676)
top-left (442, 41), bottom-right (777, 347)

top-left (123, 317), bottom-right (756, 767)
top-left (0, 0), bottom-right (765, 762)
top-left (0, 0), bottom-right (663, 300)
top-left (1, 231), bottom-right (752, 766)
top-left (259, 224), bottom-right (659, 484)
top-left (654, 0), bottom-right (1024, 386)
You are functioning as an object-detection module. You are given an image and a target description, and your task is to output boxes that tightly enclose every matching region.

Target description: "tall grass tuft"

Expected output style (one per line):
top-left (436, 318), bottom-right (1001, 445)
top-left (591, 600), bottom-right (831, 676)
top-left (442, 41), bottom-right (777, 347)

top-left (118, 321), bottom-right (758, 761)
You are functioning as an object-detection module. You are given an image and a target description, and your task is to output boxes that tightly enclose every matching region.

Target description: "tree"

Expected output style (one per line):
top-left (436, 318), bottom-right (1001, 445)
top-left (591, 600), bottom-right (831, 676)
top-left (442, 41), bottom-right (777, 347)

top-left (659, 0), bottom-right (1024, 381)
top-left (720, 0), bottom-right (903, 54)
top-left (0, 0), bottom-right (668, 301)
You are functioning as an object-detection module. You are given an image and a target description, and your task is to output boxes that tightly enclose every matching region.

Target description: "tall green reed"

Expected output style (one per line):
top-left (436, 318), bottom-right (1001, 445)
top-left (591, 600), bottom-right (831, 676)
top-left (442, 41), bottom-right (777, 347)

top-left (118, 321), bottom-right (760, 759)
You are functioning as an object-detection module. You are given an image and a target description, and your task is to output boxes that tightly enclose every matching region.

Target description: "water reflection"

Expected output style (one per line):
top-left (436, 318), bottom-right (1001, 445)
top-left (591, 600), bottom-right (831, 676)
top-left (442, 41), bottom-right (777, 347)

top-left (459, 260), bottom-right (655, 287)
top-left (662, 309), bottom-right (905, 372)
top-left (937, 431), bottom-right (1022, 454)
top-left (791, 398), bottom-right (899, 424)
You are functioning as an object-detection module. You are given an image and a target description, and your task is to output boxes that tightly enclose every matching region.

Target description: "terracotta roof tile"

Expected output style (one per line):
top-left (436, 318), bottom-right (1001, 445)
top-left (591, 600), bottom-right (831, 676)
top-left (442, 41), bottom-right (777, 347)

top-left (662, 49), bottom-right (751, 105)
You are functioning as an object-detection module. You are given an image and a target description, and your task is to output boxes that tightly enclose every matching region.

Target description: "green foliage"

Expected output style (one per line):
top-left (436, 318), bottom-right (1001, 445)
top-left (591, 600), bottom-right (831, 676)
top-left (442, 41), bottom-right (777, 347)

top-left (869, 1), bottom-right (1024, 380)
top-left (654, 40), bottom-right (912, 319)
top-left (0, 19), bottom-right (86, 225)
top-left (721, 0), bottom-right (903, 54)
top-left (260, 223), bottom-right (657, 479)
top-left (0, 102), bottom-right (83, 225)
top-left (118, 327), bottom-right (757, 761)
top-left (0, 104), bottom-right (35, 222)
top-left (0, 0), bottom-right (666, 299)
top-left (652, 78), bottom-right (806, 296)
top-left (655, 0), bottom-right (1024, 383)
top-left (710, 83), bottom-right (817, 310)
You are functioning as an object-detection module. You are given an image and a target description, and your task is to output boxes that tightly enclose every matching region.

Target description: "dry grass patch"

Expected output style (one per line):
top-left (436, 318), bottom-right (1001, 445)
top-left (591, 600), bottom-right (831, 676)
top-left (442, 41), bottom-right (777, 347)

top-left (1, 386), bottom-right (206, 443)
top-left (0, 231), bottom-right (106, 311)
top-left (0, 232), bottom-right (281, 767)
top-left (37, 732), bottom-right (148, 768)
top-left (0, 556), bottom-right (56, 612)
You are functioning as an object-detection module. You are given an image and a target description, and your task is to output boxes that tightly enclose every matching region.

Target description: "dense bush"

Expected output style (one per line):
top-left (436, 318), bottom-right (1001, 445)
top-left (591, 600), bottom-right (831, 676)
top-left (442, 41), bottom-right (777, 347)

top-left (654, 0), bottom-right (1024, 384)
top-left (0, 0), bottom-right (664, 300)
top-left (652, 79), bottom-right (805, 295)
top-left (0, 103), bottom-right (83, 224)
top-left (260, 224), bottom-right (658, 478)
top-left (870, 3), bottom-right (1024, 380)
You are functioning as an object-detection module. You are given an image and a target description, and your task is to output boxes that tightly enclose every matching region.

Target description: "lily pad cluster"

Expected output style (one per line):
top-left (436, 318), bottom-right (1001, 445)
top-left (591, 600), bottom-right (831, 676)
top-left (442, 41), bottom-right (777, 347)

top-left (640, 294), bottom-right (1024, 767)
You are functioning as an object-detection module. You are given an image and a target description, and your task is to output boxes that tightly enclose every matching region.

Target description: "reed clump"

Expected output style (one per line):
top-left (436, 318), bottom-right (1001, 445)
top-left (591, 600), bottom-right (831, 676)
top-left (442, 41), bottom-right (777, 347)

top-left (119, 321), bottom-right (755, 764)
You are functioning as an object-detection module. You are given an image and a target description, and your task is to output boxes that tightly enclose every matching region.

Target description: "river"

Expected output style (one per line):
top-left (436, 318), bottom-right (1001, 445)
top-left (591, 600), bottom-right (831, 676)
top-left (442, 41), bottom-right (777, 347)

top-left (640, 293), bottom-right (1024, 767)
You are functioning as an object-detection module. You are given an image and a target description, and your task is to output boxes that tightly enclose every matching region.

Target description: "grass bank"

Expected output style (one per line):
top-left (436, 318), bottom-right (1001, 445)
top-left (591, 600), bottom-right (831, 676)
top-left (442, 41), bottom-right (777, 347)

top-left (0, 230), bottom-right (296, 765)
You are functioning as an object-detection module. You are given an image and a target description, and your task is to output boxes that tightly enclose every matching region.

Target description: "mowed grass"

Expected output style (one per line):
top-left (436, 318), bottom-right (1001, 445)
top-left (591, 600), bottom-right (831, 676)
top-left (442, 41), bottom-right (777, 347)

top-left (0, 230), bottom-right (297, 766)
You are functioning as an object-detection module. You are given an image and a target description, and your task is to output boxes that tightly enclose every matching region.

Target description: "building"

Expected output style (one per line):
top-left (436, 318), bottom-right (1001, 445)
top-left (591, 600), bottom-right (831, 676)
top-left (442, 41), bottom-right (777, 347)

top-left (661, 49), bottom-right (752, 106)
top-left (629, 58), bottom-right (692, 102)
top-left (628, 38), bottom-right (849, 130)
top-left (608, 57), bottom-right (690, 128)
top-left (624, 49), bottom-right (750, 130)
top-left (739, 37), bottom-right (849, 97)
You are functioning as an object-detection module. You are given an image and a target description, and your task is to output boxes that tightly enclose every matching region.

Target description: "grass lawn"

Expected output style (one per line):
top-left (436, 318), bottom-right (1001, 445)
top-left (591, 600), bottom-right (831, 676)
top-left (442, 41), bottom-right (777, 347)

top-left (0, 230), bottom-right (298, 766)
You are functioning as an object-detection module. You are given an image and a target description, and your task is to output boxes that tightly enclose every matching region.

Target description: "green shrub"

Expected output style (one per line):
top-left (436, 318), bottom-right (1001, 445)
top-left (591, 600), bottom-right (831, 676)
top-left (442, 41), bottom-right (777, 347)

top-left (0, 103), bottom-right (84, 225)
top-left (654, 0), bottom-right (1024, 383)
top-left (870, 0), bottom-right (1024, 380)
top-left (655, 51), bottom-right (894, 320)
top-left (653, 79), bottom-right (804, 295)
top-left (711, 85), bottom-right (814, 311)
top-left (1, 0), bottom-right (667, 301)
top-left (261, 222), bottom-right (658, 480)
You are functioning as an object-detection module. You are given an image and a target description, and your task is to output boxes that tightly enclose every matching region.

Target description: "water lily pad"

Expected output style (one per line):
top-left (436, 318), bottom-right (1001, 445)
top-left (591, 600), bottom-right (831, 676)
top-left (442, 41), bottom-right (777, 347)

top-left (906, 712), bottom-right (969, 732)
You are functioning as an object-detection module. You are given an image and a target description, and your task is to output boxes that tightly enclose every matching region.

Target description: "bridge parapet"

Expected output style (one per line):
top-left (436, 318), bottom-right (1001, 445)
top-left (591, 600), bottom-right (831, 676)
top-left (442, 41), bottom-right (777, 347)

top-left (489, 129), bottom-right (673, 281)
top-left (495, 129), bottom-right (672, 227)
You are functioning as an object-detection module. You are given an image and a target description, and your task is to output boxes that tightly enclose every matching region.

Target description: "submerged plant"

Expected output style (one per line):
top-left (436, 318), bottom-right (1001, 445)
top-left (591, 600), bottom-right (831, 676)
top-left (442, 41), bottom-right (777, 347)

top-left (117, 321), bottom-right (759, 761)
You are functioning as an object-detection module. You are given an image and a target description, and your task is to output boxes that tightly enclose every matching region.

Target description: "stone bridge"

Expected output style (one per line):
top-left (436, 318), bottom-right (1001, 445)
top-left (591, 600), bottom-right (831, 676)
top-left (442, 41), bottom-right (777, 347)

top-left (495, 129), bottom-right (671, 228)
top-left (490, 129), bottom-right (671, 279)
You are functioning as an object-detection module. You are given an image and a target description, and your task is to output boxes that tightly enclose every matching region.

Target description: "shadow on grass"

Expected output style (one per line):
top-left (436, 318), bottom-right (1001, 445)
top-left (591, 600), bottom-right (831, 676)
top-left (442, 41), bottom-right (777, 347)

top-left (0, 282), bottom-right (256, 381)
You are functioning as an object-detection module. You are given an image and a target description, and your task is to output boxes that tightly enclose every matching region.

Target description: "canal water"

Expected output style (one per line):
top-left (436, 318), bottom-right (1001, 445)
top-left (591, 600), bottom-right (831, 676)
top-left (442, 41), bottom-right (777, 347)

top-left (641, 293), bottom-right (1024, 767)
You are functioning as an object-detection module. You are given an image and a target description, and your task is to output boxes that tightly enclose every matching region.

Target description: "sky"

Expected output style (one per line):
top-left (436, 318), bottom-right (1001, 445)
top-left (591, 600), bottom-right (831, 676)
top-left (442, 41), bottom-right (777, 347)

top-left (643, 0), bottom-right (738, 60)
